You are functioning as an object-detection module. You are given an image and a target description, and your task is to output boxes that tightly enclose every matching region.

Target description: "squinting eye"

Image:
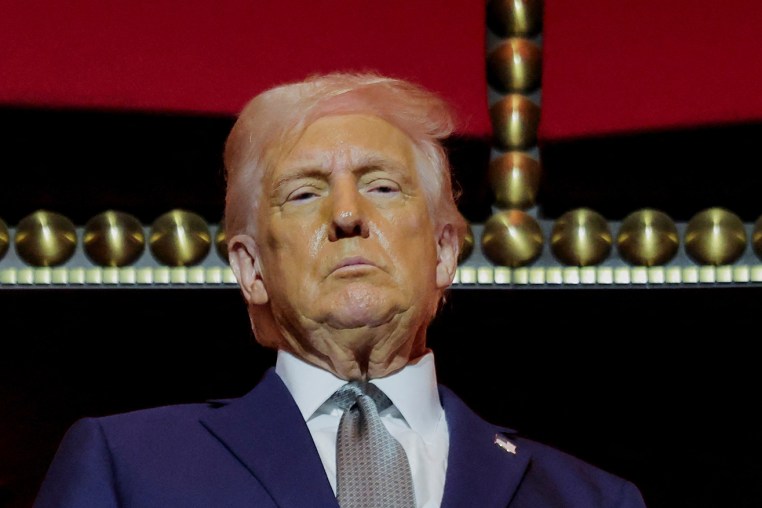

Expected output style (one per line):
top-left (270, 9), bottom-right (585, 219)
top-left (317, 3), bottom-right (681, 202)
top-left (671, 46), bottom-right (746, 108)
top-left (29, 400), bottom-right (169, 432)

top-left (288, 190), bottom-right (318, 202)
top-left (368, 182), bottom-right (400, 194)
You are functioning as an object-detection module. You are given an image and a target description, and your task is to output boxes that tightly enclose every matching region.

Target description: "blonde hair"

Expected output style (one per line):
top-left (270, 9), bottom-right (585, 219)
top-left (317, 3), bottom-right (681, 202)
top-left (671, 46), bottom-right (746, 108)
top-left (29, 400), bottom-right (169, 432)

top-left (223, 71), bottom-right (467, 246)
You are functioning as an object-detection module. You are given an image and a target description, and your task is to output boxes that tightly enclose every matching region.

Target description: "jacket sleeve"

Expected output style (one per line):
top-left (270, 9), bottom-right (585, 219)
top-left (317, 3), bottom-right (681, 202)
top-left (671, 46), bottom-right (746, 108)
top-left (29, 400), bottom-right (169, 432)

top-left (34, 418), bottom-right (121, 508)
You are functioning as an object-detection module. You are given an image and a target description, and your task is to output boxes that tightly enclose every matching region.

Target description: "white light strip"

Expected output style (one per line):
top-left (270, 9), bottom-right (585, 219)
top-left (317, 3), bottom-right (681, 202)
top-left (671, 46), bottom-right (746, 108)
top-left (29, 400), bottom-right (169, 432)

top-left (0, 266), bottom-right (239, 287)
top-left (2, 265), bottom-right (762, 288)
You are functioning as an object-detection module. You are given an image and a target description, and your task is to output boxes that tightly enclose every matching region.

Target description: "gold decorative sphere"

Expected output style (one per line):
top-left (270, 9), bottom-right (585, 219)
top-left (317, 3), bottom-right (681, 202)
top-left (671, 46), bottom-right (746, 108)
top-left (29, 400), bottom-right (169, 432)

top-left (83, 210), bottom-right (145, 267)
top-left (458, 223), bottom-right (475, 264)
top-left (215, 221), bottom-right (228, 262)
top-left (489, 94), bottom-right (541, 151)
top-left (0, 218), bottom-right (8, 260)
top-left (487, 0), bottom-right (544, 37)
top-left (551, 208), bottom-right (612, 266)
top-left (616, 209), bottom-right (679, 266)
top-left (753, 215), bottom-right (762, 260)
top-left (14, 210), bottom-right (78, 267)
top-left (481, 210), bottom-right (543, 267)
top-left (149, 209), bottom-right (211, 266)
top-left (684, 207), bottom-right (746, 265)
top-left (487, 152), bottom-right (542, 210)
top-left (487, 38), bottom-right (543, 93)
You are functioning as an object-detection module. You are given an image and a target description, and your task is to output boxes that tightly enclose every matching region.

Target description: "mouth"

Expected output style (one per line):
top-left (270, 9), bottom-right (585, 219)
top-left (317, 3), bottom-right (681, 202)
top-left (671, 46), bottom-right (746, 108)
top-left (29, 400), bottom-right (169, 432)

top-left (330, 256), bottom-right (378, 276)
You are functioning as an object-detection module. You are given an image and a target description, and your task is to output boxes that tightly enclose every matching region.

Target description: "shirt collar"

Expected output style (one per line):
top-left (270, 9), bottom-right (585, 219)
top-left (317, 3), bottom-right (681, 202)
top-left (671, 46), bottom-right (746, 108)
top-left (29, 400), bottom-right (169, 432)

top-left (275, 350), bottom-right (346, 422)
top-left (274, 349), bottom-right (444, 437)
top-left (370, 351), bottom-right (443, 437)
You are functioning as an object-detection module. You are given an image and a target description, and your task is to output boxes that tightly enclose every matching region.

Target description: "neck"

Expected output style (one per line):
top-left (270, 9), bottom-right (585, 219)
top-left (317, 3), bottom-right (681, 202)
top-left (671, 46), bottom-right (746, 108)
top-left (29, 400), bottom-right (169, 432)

top-left (282, 319), bottom-right (428, 380)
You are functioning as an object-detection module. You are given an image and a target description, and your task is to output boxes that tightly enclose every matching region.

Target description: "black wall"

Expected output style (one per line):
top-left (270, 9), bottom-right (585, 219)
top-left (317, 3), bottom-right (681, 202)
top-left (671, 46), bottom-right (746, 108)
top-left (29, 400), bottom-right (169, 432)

top-left (2, 286), bottom-right (761, 507)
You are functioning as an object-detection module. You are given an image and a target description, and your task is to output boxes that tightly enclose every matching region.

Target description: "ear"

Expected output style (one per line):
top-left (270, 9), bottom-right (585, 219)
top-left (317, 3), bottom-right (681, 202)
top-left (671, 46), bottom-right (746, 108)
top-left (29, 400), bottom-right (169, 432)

top-left (228, 234), bottom-right (269, 305)
top-left (435, 223), bottom-right (459, 289)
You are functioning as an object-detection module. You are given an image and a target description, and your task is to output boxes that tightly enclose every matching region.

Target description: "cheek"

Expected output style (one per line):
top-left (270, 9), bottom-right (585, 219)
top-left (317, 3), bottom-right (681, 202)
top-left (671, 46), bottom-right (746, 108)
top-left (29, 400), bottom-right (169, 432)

top-left (265, 220), bottom-right (329, 291)
top-left (309, 223), bottom-right (329, 259)
top-left (369, 221), bottom-right (391, 253)
top-left (376, 214), bottom-right (437, 274)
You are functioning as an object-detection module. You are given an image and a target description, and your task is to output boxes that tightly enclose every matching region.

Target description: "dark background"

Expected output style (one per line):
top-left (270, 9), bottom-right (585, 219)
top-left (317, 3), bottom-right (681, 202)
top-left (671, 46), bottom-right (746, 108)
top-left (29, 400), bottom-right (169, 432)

top-left (2, 105), bottom-right (762, 508)
top-left (3, 285), bottom-right (762, 508)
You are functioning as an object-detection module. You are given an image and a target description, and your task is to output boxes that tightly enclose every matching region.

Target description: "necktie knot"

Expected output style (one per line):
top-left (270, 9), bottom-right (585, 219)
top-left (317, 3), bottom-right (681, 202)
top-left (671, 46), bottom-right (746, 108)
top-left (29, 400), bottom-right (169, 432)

top-left (330, 381), bottom-right (393, 413)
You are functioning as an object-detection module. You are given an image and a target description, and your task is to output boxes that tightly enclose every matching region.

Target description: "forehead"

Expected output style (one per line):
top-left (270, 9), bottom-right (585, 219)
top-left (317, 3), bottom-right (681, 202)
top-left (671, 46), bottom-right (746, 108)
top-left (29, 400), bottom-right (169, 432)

top-left (271, 114), bottom-right (418, 176)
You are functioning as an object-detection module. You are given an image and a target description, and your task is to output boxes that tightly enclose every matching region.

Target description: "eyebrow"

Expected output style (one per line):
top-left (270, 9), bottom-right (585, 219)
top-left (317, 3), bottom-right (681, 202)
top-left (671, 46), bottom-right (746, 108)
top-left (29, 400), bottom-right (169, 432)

top-left (271, 152), bottom-right (412, 193)
top-left (270, 167), bottom-right (328, 195)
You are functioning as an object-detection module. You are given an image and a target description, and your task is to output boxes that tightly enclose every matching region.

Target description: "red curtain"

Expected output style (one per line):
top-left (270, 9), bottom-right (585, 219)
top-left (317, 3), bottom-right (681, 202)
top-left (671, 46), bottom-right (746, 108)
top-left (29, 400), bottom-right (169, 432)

top-left (0, 0), bottom-right (490, 137)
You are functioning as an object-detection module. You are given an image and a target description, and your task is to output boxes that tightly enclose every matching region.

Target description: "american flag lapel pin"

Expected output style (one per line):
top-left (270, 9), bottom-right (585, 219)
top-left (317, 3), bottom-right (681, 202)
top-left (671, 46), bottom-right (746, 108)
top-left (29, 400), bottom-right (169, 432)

top-left (494, 434), bottom-right (517, 454)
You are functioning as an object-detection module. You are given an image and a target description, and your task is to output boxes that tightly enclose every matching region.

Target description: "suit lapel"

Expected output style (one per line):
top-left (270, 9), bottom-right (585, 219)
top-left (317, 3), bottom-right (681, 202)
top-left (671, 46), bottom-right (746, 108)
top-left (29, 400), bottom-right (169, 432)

top-left (200, 368), bottom-right (339, 508)
top-left (439, 386), bottom-right (530, 508)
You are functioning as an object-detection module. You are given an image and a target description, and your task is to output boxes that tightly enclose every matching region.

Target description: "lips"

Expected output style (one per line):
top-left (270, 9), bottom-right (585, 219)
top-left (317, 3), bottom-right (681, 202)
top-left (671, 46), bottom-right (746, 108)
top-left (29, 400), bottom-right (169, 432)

top-left (330, 256), bottom-right (377, 275)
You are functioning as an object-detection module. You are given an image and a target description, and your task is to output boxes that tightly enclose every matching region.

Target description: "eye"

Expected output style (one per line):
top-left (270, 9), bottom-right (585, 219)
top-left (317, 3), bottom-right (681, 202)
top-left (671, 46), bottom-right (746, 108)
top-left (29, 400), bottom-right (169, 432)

top-left (367, 179), bottom-right (401, 195)
top-left (286, 188), bottom-right (319, 202)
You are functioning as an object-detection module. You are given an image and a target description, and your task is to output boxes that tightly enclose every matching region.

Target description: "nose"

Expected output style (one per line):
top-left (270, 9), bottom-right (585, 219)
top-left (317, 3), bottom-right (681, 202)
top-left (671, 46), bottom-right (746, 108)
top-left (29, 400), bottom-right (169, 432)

top-left (328, 180), bottom-right (369, 241)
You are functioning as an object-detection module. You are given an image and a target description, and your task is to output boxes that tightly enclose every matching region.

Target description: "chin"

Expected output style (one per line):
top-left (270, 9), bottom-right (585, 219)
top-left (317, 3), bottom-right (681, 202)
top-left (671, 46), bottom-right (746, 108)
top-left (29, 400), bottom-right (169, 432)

top-left (323, 285), bottom-right (402, 328)
top-left (324, 304), bottom-right (398, 329)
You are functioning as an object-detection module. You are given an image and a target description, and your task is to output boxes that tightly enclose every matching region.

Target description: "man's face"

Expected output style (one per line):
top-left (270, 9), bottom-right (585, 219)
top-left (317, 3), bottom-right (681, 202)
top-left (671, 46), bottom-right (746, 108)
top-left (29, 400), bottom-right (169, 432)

top-left (234, 114), bottom-right (456, 375)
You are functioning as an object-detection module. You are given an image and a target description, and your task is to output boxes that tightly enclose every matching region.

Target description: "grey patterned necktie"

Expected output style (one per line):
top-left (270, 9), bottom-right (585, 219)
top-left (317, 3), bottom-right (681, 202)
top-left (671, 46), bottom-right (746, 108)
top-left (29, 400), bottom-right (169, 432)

top-left (331, 381), bottom-right (416, 508)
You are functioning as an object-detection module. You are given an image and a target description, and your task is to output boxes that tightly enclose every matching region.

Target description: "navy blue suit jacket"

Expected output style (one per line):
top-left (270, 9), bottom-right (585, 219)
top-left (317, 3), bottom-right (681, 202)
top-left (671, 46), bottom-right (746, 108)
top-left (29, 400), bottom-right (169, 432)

top-left (35, 368), bottom-right (647, 507)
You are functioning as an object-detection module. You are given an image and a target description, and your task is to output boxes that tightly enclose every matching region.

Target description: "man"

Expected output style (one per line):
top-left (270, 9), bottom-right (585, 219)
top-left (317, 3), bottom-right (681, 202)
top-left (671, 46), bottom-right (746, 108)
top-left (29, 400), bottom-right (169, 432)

top-left (35, 72), bottom-right (647, 507)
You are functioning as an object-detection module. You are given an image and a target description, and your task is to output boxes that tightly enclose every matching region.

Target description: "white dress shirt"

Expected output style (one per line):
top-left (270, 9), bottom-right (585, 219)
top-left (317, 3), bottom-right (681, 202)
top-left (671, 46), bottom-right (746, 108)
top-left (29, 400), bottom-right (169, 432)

top-left (275, 349), bottom-right (449, 508)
